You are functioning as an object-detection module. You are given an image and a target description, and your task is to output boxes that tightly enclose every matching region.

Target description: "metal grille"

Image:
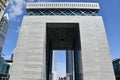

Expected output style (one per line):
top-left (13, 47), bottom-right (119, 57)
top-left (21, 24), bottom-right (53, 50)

top-left (27, 9), bottom-right (98, 16)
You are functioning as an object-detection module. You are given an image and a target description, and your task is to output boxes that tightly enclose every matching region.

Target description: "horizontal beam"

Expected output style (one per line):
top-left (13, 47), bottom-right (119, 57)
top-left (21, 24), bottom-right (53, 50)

top-left (26, 2), bottom-right (100, 10)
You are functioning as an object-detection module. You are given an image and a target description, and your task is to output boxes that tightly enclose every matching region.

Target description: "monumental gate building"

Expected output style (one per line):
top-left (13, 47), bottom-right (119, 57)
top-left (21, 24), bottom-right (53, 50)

top-left (10, 2), bottom-right (115, 80)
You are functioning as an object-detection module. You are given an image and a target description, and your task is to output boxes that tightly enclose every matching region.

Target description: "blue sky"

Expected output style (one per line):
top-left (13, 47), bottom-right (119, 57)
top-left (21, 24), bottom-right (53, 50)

top-left (2, 0), bottom-right (120, 60)
top-left (55, 50), bottom-right (66, 78)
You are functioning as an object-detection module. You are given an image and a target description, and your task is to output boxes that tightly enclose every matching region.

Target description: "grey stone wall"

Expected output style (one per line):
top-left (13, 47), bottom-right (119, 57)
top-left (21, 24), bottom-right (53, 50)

top-left (9, 16), bottom-right (115, 80)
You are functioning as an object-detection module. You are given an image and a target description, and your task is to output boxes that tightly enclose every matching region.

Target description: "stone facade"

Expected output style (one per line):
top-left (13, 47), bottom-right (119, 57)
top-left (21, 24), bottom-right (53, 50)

top-left (10, 16), bottom-right (115, 80)
top-left (9, 2), bottom-right (115, 80)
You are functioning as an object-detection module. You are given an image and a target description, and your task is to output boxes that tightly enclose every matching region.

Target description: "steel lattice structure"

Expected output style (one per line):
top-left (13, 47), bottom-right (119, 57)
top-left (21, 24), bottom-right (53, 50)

top-left (27, 9), bottom-right (98, 16)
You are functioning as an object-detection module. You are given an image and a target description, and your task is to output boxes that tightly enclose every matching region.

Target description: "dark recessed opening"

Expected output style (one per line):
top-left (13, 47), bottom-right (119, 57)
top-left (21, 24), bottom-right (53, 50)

top-left (46, 23), bottom-right (82, 80)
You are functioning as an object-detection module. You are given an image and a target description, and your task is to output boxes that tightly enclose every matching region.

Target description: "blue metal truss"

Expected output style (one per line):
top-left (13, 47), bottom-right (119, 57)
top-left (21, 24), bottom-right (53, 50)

top-left (27, 9), bottom-right (98, 16)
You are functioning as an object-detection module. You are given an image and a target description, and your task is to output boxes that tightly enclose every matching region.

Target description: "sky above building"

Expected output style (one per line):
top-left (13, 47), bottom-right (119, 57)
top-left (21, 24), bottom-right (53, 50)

top-left (56, 50), bottom-right (66, 79)
top-left (2, 0), bottom-right (120, 60)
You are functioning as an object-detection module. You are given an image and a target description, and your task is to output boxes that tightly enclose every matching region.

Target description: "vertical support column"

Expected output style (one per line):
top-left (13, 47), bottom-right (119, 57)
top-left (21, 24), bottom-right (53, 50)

top-left (46, 26), bottom-right (53, 80)
top-left (80, 17), bottom-right (115, 80)
top-left (46, 36), bottom-right (50, 80)
top-left (9, 17), bottom-right (46, 80)
top-left (73, 25), bottom-right (82, 80)
top-left (74, 49), bottom-right (80, 80)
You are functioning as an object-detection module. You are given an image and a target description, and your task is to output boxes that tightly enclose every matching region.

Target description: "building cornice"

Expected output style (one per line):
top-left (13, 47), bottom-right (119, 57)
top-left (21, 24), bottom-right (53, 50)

top-left (27, 2), bottom-right (100, 10)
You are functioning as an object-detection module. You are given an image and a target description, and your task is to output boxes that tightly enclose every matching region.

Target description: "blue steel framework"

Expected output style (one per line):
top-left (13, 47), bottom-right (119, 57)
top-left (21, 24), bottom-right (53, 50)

top-left (27, 9), bottom-right (98, 16)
